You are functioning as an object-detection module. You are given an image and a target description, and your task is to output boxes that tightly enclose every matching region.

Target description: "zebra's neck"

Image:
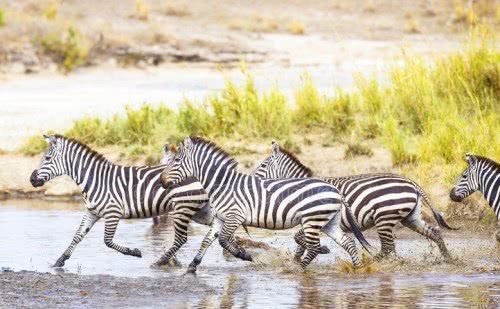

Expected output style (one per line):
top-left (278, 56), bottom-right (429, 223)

top-left (63, 143), bottom-right (113, 196)
top-left (194, 153), bottom-right (239, 198)
top-left (477, 164), bottom-right (500, 218)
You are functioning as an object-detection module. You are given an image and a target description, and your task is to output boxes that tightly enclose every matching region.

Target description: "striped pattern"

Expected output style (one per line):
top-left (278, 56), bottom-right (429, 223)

top-left (253, 141), bottom-right (454, 261)
top-left (160, 137), bottom-right (372, 272)
top-left (29, 135), bottom-right (209, 267)
top-left (450, 154), bottom-right (500, 223)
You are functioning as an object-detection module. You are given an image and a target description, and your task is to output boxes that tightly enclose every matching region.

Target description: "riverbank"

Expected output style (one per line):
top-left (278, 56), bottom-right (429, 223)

top-left (0, 270), bottom-right (216, 308)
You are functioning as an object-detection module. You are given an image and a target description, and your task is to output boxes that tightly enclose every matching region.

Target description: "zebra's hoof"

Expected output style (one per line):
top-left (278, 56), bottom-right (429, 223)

top-left (52, 255), bottom-right (68, 267)
top-left (319, 245), bottom-right (330, 254)
top-left (52, 260), bottom-right (65, 268)
top-left (186, 266), bottom-right (197, 274)
top-left (129, 248), bottom-right (142, 258)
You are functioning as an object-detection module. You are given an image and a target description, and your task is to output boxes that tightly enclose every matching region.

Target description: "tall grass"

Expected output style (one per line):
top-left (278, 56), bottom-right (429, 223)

top-left (21, 36), bottom-right (500, 178)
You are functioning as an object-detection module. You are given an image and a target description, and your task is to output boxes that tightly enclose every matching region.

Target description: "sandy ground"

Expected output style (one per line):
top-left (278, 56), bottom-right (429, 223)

top-left (0, 270), bottom-right (215, 308)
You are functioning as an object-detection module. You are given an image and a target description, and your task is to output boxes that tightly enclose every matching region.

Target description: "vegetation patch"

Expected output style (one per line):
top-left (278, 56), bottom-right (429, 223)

top-left (21, 34), bottom-right (500, 183)
top-left (39, 27), bottom-right (89, 72)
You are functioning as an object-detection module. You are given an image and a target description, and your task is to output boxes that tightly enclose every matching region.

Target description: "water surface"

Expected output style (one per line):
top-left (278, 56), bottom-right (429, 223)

top-left (1, 200), bottom-right (499, 308)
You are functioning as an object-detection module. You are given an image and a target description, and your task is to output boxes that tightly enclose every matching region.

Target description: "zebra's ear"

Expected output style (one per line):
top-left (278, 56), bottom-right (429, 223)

top-left (163, 144), bottom-right (170, 154)
top-left (271, 140), bottom-right (280, 155)
top-left (169, 144), bottom-right (177, 153)
top-left (43, 134), bottom-right (55, 145)
top-left (464, 153), bottom-right (476, 165)
top-left (183, 137), bottom-right (193, 150)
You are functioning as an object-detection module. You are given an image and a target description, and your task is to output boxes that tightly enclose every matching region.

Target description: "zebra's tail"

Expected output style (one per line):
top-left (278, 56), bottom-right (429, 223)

top-left (415, 187), bottom-right (459, 230)
top-left (422, 196), bottom-right (459, 230)
top-left (342, 200), bottom-right (375, 255)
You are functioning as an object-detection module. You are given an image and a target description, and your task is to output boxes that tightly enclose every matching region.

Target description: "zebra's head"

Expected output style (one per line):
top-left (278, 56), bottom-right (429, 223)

top-left (160, 144), bottom-right (177, 165)
top-left (449, 153), bottom-right (480, 202)
top-left (30, 135), bottom-right (65, 187)
top-left (258, 141), bottom-right (284, 179)
top-left (160, 138), bottom-right (194, 189)
top-left (253, 141), bottom-right (313, 179)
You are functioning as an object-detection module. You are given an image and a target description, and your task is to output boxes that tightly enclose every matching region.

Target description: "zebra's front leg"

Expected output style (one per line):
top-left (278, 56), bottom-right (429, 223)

top-left (294, 229), bottom-right (330, 261)
top-left (219, 215), bottom-right (252, 262)
top-left (103, 213), bottom-right (142, 258)
top-left (153, 211), bottom-right (190, 267)
top-left (53, 210), bottom-right (99, 267)
top-left (186, 219), bottom-right (222, 273)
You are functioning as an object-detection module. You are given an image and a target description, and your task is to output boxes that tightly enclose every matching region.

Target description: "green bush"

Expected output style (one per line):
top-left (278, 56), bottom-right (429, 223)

top-left (0, 9), bottom-right (6, 27)
top-left (40, 27), bottom-right (88, 72)
top-left (19, 136), bottom-right (47, 156)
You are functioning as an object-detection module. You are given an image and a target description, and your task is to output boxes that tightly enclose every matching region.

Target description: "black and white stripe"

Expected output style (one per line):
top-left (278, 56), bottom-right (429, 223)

top-left (253, 141), bottom-right (455, 261)
top-left (450, 154), bottom-right (500, 241)
top-left (30, 134), bottom-right (209, 267)
top-left (160, 136), bottom-right (373, 272)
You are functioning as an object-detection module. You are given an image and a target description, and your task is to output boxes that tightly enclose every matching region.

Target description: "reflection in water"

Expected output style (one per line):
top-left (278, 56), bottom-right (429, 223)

top-left (1, 201), bottom-right (499, 308)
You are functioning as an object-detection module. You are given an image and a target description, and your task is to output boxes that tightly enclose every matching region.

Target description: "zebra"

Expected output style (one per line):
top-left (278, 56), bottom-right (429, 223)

top-left (29, 134), bottom-right (212, 267)
top-left (450, 154), bottom-right (500, 243)
top-left (160, 136), bottom-right (373, 271)
top-left (253, 141), bottom-right (456, 261)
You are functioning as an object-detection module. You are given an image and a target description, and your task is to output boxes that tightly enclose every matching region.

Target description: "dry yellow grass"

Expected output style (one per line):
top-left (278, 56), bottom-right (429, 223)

top-left (164, 3), bottom-right (191, 17)
top-left (132, 0), bottom-right (150, 21)
top-left (287, 20), bottom-right (305, 35)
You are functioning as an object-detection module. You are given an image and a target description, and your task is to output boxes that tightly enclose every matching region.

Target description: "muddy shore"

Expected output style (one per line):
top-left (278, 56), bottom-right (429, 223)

top-left (0, 270), bottom-right (216, 308)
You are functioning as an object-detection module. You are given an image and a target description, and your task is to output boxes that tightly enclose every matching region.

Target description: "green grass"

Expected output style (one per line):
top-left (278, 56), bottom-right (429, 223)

top-left (39, 27), bottom-right (89, 72)
top-left (0, 9), bottom-right (6, 27)
top-left (21, 34), bottom-right (500, 180)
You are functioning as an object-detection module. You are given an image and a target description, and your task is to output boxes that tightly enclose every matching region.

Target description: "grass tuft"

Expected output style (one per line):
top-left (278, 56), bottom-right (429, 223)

top-left (132, 0), bottom-right (150, 21)
top-left (344, 143), bottom-right (373, 159)
top-left (19, 136), bottom-right (47, 156)
top-left (39, 27), bottom-right (89, 72)
top-left (0, 9), bottom-right (5, 27)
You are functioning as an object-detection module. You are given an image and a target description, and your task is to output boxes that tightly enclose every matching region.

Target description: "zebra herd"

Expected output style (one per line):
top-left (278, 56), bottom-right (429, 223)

top-left (29, 134), bottom-right (500, 272)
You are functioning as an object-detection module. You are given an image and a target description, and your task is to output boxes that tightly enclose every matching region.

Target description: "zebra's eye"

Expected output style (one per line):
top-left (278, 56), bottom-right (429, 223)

top-left (174, 157), bottom-right (181, 162)
top-left (45, 155), bottom-right (51, 161)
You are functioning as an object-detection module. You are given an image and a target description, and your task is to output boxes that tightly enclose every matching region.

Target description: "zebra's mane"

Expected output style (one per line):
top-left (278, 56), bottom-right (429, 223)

top-left (473, 155), bottom-right (500, 171)
top-left (189, 136), bottom-right (238, 168)
top-left (278, 147), bottom-right (314, 177)
top-left (53, 134), bottom-right (111, 164)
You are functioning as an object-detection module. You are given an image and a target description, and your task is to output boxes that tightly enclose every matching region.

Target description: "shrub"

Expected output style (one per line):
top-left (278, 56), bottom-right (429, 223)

top-left (19, 136), bottom-right (48, 156)
top-left (344, 143), bottom-right (373, 159)
top-left (0, 9), bottom-right (5, 27)
top-left (40, 27), bottom-right (89, 72)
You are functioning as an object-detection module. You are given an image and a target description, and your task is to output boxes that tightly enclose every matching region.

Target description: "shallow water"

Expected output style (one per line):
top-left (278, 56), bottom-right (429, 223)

top-left (1, 200), bottom-right (499, 308)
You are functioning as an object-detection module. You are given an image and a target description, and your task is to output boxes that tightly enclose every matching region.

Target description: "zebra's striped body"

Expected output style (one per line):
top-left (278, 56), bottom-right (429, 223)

top-left (450, 154), bottom-right (500, 242)
top-left (30, 135), bottom-right (209, 267)
top-left (160, 137), bottom-right (372, 271)
top-left (253, 141), bottom-right (454, 260)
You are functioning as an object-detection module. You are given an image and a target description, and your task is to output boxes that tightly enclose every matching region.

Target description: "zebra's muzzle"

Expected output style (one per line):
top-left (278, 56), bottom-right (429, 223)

top-left (449, 189), bottom-right (463, 202)
top-left (30, 170), bottom-right (45, 187)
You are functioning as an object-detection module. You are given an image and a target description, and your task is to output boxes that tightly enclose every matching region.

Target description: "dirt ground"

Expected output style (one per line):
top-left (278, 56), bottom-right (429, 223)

top-left (1, 0), bottom-right (496, 75)
top-left (0, 270), bottom-right (216, 308)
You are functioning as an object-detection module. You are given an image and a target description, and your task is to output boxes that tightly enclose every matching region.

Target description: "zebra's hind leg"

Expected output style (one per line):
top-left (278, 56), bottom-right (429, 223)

top-left (402, 214), bottom-right (452, 262)
top-left (53, 210), bottom-right (99, 267)
top-left (299, 225), bottom-right (321, 269)
top-left (187, 219), bottom-right (222, 273)
top-left (103, 213), bottom-right (142, 258)
top-left (294, 229), bottom-right (330, 262)
top-left (218, 215), bottom-right (252, 262)
top-left (374, 222), bottom-right (396, 260)
top-left (323, 228), bottom-right (362, 268)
